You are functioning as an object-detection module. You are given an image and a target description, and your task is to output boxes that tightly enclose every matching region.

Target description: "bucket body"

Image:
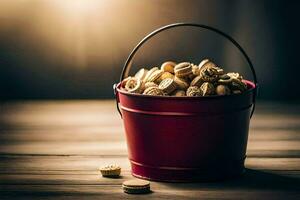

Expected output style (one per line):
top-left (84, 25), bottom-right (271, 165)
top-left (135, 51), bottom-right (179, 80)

top-left (116, 80), bottom-right (256, 182)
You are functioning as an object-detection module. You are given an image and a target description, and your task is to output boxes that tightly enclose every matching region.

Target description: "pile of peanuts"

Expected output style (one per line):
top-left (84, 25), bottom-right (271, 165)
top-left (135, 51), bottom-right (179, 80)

top-left (120, 59), bottom-right (247, 97)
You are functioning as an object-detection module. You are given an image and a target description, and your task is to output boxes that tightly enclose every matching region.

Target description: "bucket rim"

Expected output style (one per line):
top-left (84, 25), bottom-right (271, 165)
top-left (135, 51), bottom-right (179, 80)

top-left (116, 79), bottom-right (256, 100)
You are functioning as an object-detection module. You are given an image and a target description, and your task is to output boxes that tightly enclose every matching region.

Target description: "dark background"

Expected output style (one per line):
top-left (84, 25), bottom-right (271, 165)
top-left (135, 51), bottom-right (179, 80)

top-left (0, 0), bottom-right (299, 102)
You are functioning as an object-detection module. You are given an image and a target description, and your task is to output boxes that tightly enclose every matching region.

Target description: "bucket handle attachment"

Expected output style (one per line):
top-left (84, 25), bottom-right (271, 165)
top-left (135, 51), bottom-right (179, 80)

top-left (115, 23), bottom-right (258, 118)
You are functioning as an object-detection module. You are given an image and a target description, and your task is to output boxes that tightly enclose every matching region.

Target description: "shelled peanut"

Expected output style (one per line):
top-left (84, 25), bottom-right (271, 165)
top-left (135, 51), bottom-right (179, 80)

top-left (120, 59), bottom-right (248, 97)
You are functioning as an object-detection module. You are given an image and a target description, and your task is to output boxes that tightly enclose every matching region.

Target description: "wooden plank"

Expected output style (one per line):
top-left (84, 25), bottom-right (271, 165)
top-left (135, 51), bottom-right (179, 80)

top-left (255, 102), bottom-right (300, 115)
top-left (0, 128), bottom-right (125, 142)
top-left (1, 140), bottom-right (300, 155)
top-left (0, 155), bottom-right (130, 174)
top-left (248, 130), bottom-right (300, 141)
top-left (247, 141), bottom-right (300, 150)
top-left (250, 115), bottom-right (300, 130)
top-left (1, 117), bottom-right (299, 131)
top-left (1, 115), bottom-right (299, 130)
top-left (0, 171), bottom-right (300, 186)
top-left (0, 129), bottom-right (298, 142)
top-left (1, 185), bottom-right (299, 200)
top-left (0, 168), bottom-right (299, 200)
top-left (248, 150), bottom-right (300, 158)
top-left (0, 101), bottom-right (121, 129)
top-left (0, 141), bottom-right (127, 155)
top-left (0, 101), bottom-right (299, 199)
top-left (0, 167), bottom-right (300, 187)
top-left (1, 100), bottom-right (297, 158)
top-left (1, 101), bottom-right (298, 116)
top-left (1, 101), bottom-right (299, 131)
top-left (246, 158), bottom-right (300, 170)
top-left (0, 156), bottom-right (300, 174)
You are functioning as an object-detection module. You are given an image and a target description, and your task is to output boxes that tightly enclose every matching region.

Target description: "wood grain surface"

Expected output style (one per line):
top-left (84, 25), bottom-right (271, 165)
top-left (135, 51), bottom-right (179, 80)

top-left (0, 100), bottom-right (299, 199)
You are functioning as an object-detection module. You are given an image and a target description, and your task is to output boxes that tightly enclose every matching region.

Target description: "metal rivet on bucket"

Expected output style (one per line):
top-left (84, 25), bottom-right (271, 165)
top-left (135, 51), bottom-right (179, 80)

top-left (114, 23), bottom-right (258, 182)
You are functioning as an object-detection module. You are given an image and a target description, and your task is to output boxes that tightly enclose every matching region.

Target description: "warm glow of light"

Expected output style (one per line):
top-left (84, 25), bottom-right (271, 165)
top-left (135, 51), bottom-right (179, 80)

top-left (0, 0), bottom-right (159, 69)
top-left (34, 0), bottom-right (119, 69)
top-left (52, 0), bottom-right (105, 17)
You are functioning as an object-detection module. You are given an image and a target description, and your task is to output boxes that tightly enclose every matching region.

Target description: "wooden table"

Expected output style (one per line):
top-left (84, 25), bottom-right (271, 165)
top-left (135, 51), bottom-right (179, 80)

top-left (0, 100), bottom-right (299, 199)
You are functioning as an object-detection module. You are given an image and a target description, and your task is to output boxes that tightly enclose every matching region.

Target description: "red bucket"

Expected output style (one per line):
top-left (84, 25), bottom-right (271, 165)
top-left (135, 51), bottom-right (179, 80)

top-left (114, 23), bottom-right (258, 182)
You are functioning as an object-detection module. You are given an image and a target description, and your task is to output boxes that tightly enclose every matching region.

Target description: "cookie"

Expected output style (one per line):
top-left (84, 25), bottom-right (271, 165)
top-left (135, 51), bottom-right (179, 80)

top-left (125, 77), bottom-right (143, 93)
top-left (122, 179), bottom-right (151, 194)
top-left (174, 76), bottom-right (189, 90)
top-left (99, 165), bottom-right (121, 178)
top-left (216, 85), bottom-right (231, 95)
top-left (174, 62), bottom-right (193, 78)
top-left (161, 61), bottom-right (176, 73)
top-left (143, 86), bottom-right (164, 96)
top-left (158, 78), bottom-right (177, 94)
top-left (200, 82), bottom-right (215, 96)
top-left (186, 86), bottom-right (202, 96)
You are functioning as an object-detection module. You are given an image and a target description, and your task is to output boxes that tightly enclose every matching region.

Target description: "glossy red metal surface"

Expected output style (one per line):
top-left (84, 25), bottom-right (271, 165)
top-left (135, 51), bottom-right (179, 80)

top-left (116, 80), bottom-right (256, 182)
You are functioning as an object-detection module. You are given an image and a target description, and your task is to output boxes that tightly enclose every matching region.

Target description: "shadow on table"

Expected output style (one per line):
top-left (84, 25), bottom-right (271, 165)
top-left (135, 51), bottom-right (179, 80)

top-left (160, 168), bottom-right (300, 191)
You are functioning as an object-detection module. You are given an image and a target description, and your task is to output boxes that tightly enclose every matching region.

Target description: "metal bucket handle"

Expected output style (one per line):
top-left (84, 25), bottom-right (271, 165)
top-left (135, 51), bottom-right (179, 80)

top-left (114, 22), bottom-right (258, 118)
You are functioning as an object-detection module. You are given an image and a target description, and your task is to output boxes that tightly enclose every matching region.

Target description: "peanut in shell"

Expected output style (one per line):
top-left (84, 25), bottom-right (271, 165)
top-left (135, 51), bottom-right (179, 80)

top-left (190, 75), bottom-right (203, 87)
top-left (216, 85), bottom-right (231, 95)
top-left (134, 68), bottom-right (148, 81)
top-left (143, 86), bottom-right (164, 96)
top-left (161, 61), bottom-right (176, 73)
top-left (147, 69), bottom-right (164, 83)
top-left (158, 78), bottom-right (177, 94)
top-left (186, 86), bottom-right (202, 96)
top-left (144, 67), bottom-right (159, 82)
top-left (199, 58), bottom-right (210, 69)
top-left (174, 62), bottom-right (193, 78)
top-left (144, 82), bottom-right (158, 89)
top-left (200, 82), bottom-right (215, 96)
top-left (172, 89), bottom-right (186, 97)
top-left (157, 71), bottom-right (174, 82)
top-left (174, 76), bottom-right (189, 90)
top-left (125, 77), bottom-right (143, 93)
